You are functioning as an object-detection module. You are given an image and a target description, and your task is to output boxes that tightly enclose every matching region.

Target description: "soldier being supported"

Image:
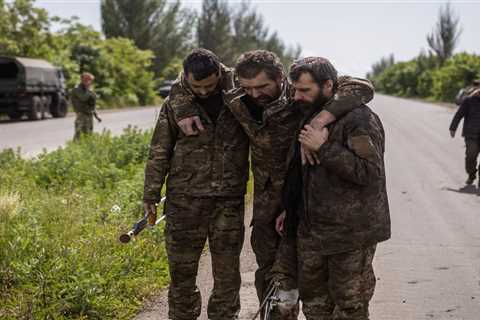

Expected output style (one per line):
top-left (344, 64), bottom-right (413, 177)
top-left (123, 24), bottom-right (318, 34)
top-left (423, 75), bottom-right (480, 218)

top-left (142, 49), bottom-right (249, 320)
top-left (278, 57), bottom-right (391, 320)
top-left (70, 72), bottom-right (100, 140)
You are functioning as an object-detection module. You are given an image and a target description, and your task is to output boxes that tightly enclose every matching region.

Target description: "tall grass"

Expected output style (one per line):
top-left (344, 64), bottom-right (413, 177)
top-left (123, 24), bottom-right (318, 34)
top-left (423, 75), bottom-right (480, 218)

top-left (0, 128), bottom-right (169, 319)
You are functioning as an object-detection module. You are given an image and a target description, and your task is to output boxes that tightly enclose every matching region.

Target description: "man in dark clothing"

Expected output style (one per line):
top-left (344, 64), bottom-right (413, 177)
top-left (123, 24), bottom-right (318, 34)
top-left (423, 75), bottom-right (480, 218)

top-left (277, 57), bottom-right (391, 320)
top-left (450, 91), bottom-right (480, 187)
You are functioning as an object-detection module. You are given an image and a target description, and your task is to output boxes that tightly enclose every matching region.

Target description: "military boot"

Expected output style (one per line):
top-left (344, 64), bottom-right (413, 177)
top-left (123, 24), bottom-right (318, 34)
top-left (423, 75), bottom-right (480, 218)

top-left (466, 174), bottom-right (476, 185)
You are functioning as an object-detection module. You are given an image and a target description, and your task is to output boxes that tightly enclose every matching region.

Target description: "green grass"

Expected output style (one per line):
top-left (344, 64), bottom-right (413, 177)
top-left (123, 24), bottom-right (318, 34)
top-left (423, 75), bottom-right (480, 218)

top-left (0, 127), bottom-right (254, 319)
top-left (0, 127), bottom-right (169, 319)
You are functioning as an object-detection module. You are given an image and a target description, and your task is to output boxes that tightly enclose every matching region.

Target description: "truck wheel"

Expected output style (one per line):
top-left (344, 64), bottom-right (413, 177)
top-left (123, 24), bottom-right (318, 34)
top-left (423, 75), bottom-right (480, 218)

top-left (27, 96), bottom-right (42, 120)
top-left (51, 96), bottom-right (68, 118)
top-left (7, 110), bottom-right (23, 120)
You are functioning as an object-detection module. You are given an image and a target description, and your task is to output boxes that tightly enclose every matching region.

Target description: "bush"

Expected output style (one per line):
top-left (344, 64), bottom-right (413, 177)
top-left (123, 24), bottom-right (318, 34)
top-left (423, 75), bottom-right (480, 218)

top-left (0, 128), bottom-right (170, 319)
top-left (430, 52), bottom-right (480, 101)
top-left (371, 52), bottom-right (480, 102)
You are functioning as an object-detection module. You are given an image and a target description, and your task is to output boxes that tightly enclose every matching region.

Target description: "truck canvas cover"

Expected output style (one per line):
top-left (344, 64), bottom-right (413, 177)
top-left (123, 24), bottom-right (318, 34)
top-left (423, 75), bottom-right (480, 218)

top-left (0, 56), bottom-right (61, 93)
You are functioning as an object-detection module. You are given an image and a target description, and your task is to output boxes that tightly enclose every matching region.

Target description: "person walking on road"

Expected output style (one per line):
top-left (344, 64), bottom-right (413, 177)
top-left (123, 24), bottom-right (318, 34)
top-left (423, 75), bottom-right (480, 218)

top-left (450, 90), bottom-right (480, 187)
top-left (71, 72), bottom-right (101, 140)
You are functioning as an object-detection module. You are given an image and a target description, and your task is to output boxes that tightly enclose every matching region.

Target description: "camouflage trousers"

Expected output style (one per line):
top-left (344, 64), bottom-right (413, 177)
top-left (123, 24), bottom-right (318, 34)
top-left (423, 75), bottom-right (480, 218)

top-left (465, 138), bottom-right (480, 178)
top-left (297, 224), bottom-right (377, 320)
top-left (164, 194), bottom-right (245, 320)
top-left (73, 113), bottom-right (93, 140)
top-left (251, 181), bottom-right (295, 320)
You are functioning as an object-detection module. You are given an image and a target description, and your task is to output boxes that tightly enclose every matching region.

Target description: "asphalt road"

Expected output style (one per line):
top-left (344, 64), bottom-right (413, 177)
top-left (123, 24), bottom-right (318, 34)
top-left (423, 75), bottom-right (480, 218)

top-left (0, 106), bottom-right (160, 157)
top-left (2, 95), bottom-right (479, 319)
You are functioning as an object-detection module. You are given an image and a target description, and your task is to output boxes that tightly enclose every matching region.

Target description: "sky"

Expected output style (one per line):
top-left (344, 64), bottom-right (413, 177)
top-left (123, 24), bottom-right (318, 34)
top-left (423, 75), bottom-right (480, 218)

top-left (30, 0), bottom-right (480, 77)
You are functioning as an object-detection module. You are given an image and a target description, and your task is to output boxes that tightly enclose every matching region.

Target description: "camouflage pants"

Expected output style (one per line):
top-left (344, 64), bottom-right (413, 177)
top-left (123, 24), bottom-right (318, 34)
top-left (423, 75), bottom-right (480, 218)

top-left (73, 113), bottom-right (93, 140)
top-left (165, 194), bottom-right (245, 320)
top-left (297, 224), bottom-right (377, 320)
top-left (465, 138), bottom-right (480, 177)
top-left (251, 181), bottom-right (294, 319)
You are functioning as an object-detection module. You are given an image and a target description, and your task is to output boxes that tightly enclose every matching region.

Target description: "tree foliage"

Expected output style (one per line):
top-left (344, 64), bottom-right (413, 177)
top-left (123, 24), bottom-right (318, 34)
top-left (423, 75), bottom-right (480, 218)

top-left (101, 0), bottom-right (195, 75)
top-left (197, 0), bottom-right (301, 67)
top-left (427, 3), bottom-right (462, 66)
top-left (0, 0), bottom-right (157, 107)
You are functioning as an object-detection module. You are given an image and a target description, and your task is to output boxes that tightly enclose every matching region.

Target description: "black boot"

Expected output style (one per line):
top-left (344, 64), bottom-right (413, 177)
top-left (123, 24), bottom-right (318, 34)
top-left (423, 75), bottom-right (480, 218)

top-left (466, 174), bottom-right (476, 185)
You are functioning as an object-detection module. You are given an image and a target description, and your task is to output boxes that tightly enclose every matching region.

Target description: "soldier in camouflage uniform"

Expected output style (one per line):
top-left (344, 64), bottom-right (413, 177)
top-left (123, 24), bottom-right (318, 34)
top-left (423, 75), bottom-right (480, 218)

top-left (169, 50), bottom-right (374, 319)
top-left (278, 57), bottom-right (391, 320)
top-left (143, 49), bottom-right (249, 320)
top-left (71, 72), bottom-right (100, 140)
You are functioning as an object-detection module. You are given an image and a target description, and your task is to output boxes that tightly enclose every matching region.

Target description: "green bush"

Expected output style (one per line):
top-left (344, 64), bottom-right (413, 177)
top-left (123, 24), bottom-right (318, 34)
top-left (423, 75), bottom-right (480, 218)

top-left (430, 52), bottom-right (480, 101)
top-left (371, 52), bottom-right (480, 102)
top-left (0, 128), bottom-right (169, 319)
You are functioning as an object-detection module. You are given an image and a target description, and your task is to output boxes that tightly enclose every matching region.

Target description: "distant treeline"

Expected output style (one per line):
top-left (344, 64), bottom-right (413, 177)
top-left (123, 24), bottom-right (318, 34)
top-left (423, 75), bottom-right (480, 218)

top-left (0, 0), bottom-right (301, 107)
top-left (367, 4), bottom-right (479, 103)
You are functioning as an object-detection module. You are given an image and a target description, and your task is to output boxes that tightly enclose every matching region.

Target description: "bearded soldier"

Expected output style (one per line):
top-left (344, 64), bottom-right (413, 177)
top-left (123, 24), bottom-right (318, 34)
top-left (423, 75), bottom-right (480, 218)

top-left (143, 49), bottom-right (249, 320)
top-left (278, 57), bottom-right (391, 320)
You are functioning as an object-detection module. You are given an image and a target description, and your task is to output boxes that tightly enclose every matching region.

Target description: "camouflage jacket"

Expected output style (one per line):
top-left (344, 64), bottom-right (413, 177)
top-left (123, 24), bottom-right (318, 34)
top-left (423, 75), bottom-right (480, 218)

top-left (225, 76), bottom-right (374, 194)
top-left (143, 82), bottom-right (249, 202)
top-left (291, 105), bottom-right (391, 254)
top-left (71, 84), bottom-right (96, 114)
top-left (169, 64), bottom-right (237, 121)
top-left (168, 73), bottom-right (374, 220)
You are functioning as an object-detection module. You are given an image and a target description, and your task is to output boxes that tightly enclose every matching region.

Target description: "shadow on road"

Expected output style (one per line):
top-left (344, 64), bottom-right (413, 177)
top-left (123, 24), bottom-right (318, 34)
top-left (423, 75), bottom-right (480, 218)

top-left (443, 185), bottom-right (479, 195)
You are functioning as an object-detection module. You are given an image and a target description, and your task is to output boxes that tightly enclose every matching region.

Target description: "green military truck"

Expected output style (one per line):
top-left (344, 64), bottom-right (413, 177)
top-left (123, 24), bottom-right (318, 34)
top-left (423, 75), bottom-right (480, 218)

top-left (0, 56), bottom-right (68, 120)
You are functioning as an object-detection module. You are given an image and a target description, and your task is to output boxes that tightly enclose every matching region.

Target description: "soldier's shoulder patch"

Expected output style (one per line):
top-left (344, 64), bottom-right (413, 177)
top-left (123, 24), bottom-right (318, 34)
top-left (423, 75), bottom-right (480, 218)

top-left (348, 135), bottom-right (376, 160)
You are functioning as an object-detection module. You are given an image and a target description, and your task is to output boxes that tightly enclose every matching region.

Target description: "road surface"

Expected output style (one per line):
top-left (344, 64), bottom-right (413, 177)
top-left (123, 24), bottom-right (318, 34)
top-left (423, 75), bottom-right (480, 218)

top-left (0, 107), bottom-right (160, 157)
top-left (2, 95), bottom-right (479, 319)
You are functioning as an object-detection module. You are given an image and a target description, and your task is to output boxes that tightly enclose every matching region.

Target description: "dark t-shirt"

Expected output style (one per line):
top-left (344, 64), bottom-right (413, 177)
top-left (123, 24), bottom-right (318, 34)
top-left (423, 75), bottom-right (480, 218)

top-left (196, 93), bottom-right (223, 124)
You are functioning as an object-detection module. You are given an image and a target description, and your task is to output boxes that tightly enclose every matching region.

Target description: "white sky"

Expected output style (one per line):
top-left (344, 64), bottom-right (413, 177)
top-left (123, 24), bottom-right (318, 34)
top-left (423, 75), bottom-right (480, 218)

top-left (30, 0), bottom-right (480, 77)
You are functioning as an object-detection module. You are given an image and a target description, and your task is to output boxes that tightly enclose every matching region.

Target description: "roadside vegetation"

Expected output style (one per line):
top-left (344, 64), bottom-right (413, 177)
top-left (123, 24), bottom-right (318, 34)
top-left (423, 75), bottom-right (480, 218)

top-left (368, 4), bottom-right (480, 103)
top-left (0, 128), bottom-right (169, 319)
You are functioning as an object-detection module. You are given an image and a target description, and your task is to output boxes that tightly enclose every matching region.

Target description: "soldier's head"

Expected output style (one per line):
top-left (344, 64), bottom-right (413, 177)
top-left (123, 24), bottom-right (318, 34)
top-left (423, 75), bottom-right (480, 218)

top-left (183, 48), bottom-right (221, 99)
top-left (289, 57), bottom-right (337, 108)
top-left (235, 50), bottom-right (285, 107)
top-left (81, 72), bottom-right (94, 88)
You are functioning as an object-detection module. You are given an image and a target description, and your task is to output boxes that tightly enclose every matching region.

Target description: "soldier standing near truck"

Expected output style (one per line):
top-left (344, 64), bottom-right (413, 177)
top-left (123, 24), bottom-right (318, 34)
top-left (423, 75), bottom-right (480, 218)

top-left (71, 72), bottom-right (101, 140)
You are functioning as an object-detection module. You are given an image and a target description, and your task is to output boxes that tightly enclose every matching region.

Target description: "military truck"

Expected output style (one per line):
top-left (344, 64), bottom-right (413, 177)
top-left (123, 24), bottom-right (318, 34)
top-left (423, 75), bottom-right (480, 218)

top-left (0, 56), bottom-right (68, 120)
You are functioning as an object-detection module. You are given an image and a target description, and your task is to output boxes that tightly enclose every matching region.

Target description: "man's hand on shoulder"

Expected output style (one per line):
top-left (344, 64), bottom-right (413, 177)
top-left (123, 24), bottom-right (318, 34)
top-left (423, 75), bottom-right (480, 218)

top-left (299, 125), bottom-right (329, 164)
top-left (178, 116), bottom-right (205, 136)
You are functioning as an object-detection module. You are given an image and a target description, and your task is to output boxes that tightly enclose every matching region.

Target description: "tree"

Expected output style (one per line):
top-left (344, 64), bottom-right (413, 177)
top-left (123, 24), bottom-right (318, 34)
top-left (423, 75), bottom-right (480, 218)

top-left (197, 0), bottom-right (301, 67)
top-left (0, 0), bottom-right (54, 58)
top-left (101, 0), bottom-right (195, 75)
top-left (367, 54), bottom-right (395, 80)
top-left (426, 3), bottom-right (462, 66)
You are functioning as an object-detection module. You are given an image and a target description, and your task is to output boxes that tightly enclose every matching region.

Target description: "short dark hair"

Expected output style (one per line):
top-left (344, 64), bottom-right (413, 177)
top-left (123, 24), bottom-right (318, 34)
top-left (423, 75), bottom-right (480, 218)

top-left (289, 57), bottom-right (338, 87)
top-left (183, 48), bottom-right (220, 81)
top-left (235, 50), bottom-right (284, 81)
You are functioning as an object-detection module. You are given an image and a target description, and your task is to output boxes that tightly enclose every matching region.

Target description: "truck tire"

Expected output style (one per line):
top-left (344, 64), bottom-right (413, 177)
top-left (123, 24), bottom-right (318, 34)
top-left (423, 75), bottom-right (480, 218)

top-left (7, 110), bottom-right (23, 120)
top-left (50, 95), bottom-right (68, 118)
top-left (27, 96), bottom-right (42, 120)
